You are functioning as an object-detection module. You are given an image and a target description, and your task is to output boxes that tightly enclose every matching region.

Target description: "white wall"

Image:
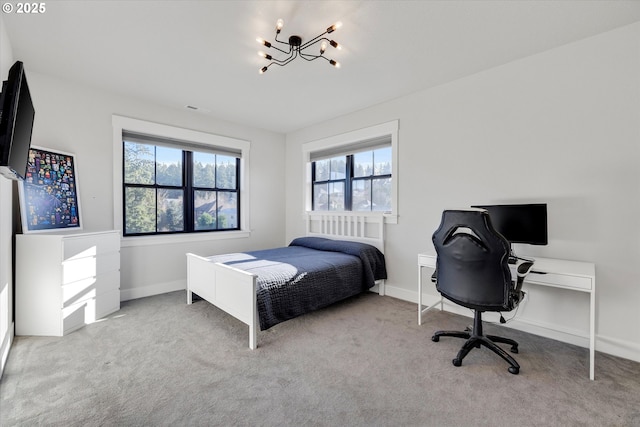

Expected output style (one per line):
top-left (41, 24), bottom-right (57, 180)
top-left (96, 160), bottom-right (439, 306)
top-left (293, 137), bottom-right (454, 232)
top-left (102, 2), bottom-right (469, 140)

top-left (0, 15), bottom-right (15, 379)
top-left (23, 71), bottom-right (287, 301)
top-left (285, 23), bottom-right (640, 362)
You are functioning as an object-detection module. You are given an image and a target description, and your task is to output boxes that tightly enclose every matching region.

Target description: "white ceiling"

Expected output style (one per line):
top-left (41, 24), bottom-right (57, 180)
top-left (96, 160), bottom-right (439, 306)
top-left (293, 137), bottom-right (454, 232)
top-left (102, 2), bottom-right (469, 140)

top-left (4, 1), bottom-right (640, 134)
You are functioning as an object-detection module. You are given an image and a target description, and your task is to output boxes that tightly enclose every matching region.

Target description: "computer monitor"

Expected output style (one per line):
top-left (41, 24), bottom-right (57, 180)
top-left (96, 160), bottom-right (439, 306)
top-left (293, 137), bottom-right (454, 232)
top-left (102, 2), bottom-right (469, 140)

top-left (471, 203), bottom-right (548, 246)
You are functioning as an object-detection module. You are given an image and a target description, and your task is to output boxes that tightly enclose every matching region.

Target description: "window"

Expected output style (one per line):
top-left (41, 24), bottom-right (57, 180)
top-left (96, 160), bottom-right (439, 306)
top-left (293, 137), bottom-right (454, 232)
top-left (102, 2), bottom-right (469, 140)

top-left (113, 115), bottom-right (250, 242)
top-left (312, 156), bottom-right (346, 211)
top-left (123, 139), bottom-right (240, 235)
top-left (312, 146), bottom-right (392, 212)
top-left (303, 120), bottom-right (398, 221)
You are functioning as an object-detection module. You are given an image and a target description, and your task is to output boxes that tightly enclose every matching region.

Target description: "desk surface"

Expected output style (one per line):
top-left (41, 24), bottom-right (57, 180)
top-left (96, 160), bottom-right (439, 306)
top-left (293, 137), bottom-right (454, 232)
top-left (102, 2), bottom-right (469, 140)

top-left (419, 253), bottom-right (594, 280)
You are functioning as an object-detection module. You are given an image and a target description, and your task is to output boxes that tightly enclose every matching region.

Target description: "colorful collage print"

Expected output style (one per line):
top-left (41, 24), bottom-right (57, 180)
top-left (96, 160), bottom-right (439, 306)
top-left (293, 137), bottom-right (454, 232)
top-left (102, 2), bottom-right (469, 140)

top-left (22, 148), bottom-right (81, 231)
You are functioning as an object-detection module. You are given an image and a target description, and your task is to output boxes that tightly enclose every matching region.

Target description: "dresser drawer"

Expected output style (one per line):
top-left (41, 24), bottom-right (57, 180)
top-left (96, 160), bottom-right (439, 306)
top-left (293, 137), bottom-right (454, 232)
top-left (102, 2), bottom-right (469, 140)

top-left (62, 278), bottom-right (96, 308)
top-left (62, 252), bottom-right (120, 284)
top-left (62, 299), bottom-right (90, 335)
top-left (95, 289), bottom-right (120, 319)
top-left (95, 269), bottom-right (120, 294)
top-left (63, 232), bottom-right (119, 261)
top-left (61, 289), bottom-right (120, 334)
top-left (62, 270), bottom-right (120, 307)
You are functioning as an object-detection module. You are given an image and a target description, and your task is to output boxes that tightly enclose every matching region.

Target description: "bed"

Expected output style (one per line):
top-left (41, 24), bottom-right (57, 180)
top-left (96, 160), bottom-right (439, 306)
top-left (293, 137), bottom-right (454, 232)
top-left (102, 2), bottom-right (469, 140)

top-left (186, 213), bottom-right (386, 349)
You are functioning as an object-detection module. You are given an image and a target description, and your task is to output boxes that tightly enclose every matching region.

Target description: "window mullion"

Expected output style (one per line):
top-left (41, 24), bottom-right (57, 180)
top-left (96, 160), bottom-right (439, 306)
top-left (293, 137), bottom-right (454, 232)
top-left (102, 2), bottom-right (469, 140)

top-left (184, 151), bottom-right (193, 232)
top-left (345, 154), bottom-right (353, 211)
top-left (236, 157), bottom-right (241, 227)
top-left (311, 162), bottom-right (316, 207)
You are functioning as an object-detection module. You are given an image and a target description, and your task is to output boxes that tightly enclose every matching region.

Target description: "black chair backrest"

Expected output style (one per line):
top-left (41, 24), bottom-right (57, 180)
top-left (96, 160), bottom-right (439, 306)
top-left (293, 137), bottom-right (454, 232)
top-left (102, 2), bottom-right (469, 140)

top-left (432, 209), bottom-right (513, 312)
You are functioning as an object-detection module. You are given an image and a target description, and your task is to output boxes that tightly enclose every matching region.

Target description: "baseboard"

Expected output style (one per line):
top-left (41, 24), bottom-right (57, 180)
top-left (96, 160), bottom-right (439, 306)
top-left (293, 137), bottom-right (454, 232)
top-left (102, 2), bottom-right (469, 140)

top-left (383, 284), bottom-right (417, 303)
top-left (120, 279), bottom-right (186, 301)
top-left (383, 283), bottom-right (640, 363)
top-left (0, 321), bottom-right (14, 380)
top-left (596, 335), bottom-right (640, 363)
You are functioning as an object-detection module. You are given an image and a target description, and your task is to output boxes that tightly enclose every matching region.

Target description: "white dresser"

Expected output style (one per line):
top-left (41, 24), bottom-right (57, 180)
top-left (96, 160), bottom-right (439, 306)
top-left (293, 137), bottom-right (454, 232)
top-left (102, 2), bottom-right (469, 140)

top-left (16, 230), bottom-right (121, 336)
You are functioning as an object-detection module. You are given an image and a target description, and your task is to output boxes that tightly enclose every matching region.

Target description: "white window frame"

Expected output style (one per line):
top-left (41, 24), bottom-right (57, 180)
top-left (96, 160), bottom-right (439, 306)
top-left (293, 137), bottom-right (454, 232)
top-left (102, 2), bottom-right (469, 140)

top-left (302, 120), bottom-right (399, 224)
top-left (112, 115), bottom-right (251, 247)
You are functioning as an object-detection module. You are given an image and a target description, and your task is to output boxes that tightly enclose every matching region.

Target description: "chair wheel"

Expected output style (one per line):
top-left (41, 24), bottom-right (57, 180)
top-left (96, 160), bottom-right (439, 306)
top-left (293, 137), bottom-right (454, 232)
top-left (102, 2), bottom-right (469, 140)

top-left (508, 366), bottom-right (519, 375)
top-left (432, 335), bottom-right (439, 342)
top-left (510, 346), bottom-right (519, 354)
top-left (452, 358), bottom-right (462, 367)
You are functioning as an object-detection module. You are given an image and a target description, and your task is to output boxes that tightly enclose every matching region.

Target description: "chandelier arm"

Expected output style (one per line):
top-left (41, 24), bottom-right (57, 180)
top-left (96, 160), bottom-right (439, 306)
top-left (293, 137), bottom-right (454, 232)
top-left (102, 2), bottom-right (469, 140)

top-left (288, 49), bottom-right (300, 64)
top-left (274, 32), bottom-right (294, 50)
top-left (300, 31), bottom-right (329, 50)
top-left (305, 37), bottom-right (333, 55)
top-left (269, 58), bottom-right (295, 67)
top-left (313, 37), bottom-right (332, 46)
top-left (268, 51), bottom-right (296, 64)
top-left (299, 51), bottom-right (323, 61)
top-left (268, 44), bottom-right (292, 55)
top-left (271, 51), bottom-right (299, 67)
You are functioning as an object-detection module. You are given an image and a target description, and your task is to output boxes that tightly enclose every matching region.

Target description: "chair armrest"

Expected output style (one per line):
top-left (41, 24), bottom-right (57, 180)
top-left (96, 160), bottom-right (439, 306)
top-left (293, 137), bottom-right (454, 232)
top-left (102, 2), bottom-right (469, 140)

top-left (512, 259), bottom-right (535, 305)
top-left (516, 260), bottom-right (534, 278)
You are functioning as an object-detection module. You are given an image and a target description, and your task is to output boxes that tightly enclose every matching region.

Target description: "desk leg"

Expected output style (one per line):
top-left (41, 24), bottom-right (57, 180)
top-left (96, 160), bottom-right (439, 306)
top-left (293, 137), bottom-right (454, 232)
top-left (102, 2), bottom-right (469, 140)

top-left (418, 265), bottom-right (423, 325)
top-left (418, 264), bottom-right (444, 325)
top-left (589, 290), bottom-right (595, 380)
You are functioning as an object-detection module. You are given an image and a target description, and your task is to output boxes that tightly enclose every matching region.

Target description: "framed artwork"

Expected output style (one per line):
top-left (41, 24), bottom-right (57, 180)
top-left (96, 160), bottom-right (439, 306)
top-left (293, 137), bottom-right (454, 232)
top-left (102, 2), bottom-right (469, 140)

top-left (19, 146), bottom-right (82, 233)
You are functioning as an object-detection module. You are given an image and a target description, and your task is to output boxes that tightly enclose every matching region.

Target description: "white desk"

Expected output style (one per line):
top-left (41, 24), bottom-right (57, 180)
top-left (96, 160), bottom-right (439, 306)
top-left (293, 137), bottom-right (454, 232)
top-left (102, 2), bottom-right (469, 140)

top-left (418, 253), bottom-right (596, 380)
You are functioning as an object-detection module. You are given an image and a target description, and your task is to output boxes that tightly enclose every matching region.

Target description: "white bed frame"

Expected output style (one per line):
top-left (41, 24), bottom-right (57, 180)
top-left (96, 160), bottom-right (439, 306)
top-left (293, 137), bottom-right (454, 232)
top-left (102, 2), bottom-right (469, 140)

top-left (186, 212), bottom-right (385, 349)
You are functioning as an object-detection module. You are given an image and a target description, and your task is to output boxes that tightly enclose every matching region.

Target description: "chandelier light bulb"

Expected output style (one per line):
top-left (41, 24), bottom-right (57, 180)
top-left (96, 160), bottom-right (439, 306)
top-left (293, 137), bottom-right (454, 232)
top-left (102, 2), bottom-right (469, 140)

top-left (320, 41), bottom-right (327, 54)
top-left (256, 37), bottom-right (271, 48)
top-left (330, 59), bottom-right (340, 68)
top-left (329, 40), bottom-right (341, 50)
top-left (259, 66), bottom-right (268, 74)
top-left (327, 21), bottom-right (342, 33)
top-left (258, 51), bottom-right (273, 60)
top-left (276, 19), bottom-right (284, 32)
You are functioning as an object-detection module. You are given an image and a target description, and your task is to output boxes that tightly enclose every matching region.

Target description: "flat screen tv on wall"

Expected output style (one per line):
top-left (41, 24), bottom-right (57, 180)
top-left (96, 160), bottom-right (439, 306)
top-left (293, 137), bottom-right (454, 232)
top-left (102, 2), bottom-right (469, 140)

top-left (0, 61), bottom-right (35, 181)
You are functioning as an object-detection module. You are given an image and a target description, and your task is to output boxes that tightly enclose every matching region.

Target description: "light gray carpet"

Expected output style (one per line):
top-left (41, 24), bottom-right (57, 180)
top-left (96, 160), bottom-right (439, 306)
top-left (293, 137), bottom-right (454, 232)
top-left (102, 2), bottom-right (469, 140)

top-left (1, 291), bottom-right (639, 426)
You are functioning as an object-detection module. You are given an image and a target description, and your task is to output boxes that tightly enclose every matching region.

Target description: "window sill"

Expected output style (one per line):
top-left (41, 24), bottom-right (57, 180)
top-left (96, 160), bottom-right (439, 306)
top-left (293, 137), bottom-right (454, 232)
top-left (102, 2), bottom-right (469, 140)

top-left (383, 213), bottom-right (398, 224)
top-left (120, 230), bottom-right (251, 248)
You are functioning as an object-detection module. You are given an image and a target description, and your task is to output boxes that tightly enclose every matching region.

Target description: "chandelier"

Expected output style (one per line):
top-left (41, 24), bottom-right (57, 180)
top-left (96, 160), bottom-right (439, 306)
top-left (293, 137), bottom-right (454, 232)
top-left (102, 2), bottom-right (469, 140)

top-left (256, 19), bottom-right (342, 74)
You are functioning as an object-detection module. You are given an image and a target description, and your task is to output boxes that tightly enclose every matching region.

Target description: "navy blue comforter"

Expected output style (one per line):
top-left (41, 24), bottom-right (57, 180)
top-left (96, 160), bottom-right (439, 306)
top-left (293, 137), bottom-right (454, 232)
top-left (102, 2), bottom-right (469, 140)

top-left (206, 237), bottom-right (386, 330)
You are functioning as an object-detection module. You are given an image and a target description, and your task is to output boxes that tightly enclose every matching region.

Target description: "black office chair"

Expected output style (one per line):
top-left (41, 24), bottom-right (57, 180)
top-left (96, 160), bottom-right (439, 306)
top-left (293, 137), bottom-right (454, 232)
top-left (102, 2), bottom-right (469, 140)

top-left (431, 209), bottom-right (534, 374)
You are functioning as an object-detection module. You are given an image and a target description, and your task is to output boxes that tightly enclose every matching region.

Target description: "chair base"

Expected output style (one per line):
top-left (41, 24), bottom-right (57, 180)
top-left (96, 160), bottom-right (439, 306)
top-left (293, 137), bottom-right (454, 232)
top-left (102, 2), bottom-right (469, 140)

top-left (432, 310), bottom-right (521, 375)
